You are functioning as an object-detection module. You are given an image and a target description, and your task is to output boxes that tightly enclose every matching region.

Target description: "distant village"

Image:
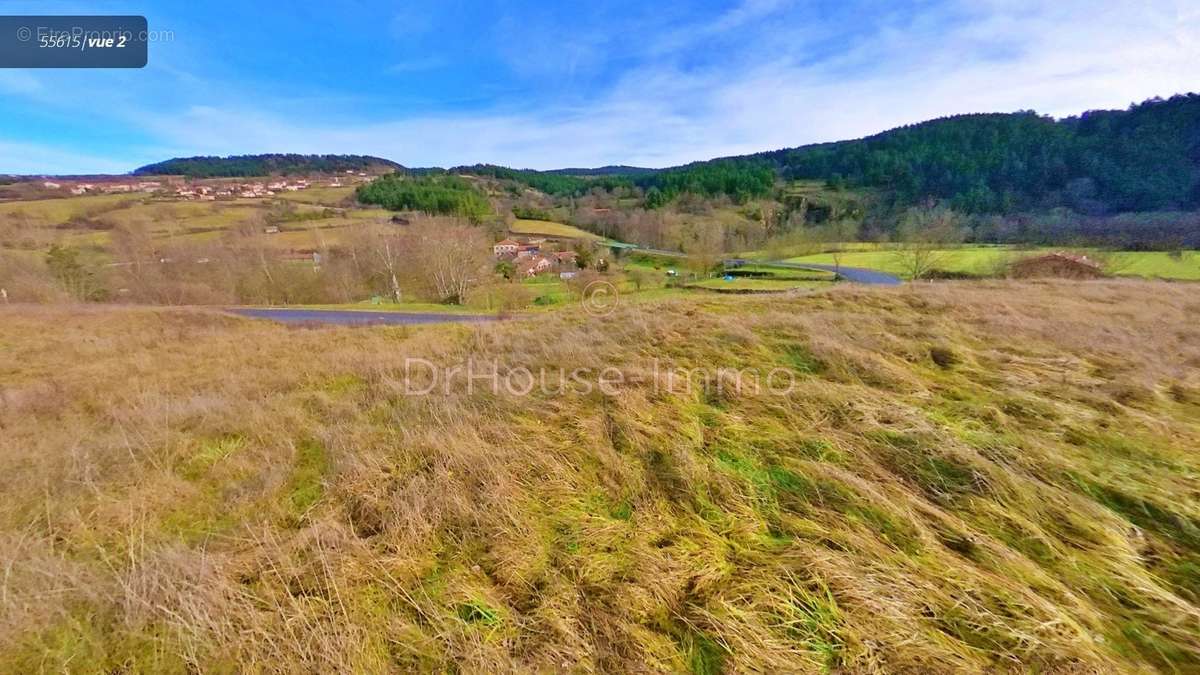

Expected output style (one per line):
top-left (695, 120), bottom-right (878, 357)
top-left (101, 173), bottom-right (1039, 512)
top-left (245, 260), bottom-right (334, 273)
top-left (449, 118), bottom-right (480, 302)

top-left (26, 170), bottom-right (599, 283)
top-left (35, 170), bottom-right (374, 200)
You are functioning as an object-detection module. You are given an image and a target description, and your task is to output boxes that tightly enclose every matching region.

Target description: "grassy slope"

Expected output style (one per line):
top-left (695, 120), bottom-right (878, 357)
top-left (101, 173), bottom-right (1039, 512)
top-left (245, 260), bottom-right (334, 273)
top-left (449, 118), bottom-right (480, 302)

top-left (784, 247), bottom-right (1200, 280)
top-left (509, 218), bottom-right (603, 240)
top-left (1, 283), bottom-right (1199, 672)
top-left (274, 186), bottom-right (358, 205)
top-left (3, 193), bottom-right (394, 259)
top-left (1107, 250), bottom-right (1200, 279)
top-left (0, 193), bottom-right (137, 225)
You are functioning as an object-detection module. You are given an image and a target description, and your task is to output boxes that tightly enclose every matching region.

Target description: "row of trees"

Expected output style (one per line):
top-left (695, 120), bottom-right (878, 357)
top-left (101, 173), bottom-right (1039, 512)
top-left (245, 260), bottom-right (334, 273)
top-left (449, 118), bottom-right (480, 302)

top-left (446, 165), bottom-right (631, 197)
top-left (632, 161), bottom-right (775, 205)
top-left (450, 160), bottom-right (775, 206)
top-left (356, 175), bottom-right (492, 223)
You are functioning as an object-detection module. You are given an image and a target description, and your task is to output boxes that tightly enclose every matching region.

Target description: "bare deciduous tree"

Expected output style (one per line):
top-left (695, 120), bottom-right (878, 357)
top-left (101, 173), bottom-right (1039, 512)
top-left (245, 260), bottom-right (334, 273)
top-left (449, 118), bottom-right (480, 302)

top-left (893, 206), bottom-right (967, 280)
top-left (396, 219), bottom-right (492, 304)
top-left (682, 224), bottom-right (725, 278)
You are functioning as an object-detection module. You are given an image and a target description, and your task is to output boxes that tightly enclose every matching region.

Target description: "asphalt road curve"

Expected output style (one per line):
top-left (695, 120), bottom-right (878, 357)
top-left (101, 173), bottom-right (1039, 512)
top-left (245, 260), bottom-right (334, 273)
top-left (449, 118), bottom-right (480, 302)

top-left (762, 261), bottom-right (903, 285)
top-left (228, 308), bottom-right (498, 326)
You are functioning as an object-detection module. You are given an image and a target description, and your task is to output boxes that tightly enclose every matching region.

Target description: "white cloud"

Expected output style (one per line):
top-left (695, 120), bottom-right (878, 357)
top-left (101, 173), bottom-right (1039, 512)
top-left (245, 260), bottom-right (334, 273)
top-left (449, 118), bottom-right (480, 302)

top-left (6, 0), bottom-right (1198, 172)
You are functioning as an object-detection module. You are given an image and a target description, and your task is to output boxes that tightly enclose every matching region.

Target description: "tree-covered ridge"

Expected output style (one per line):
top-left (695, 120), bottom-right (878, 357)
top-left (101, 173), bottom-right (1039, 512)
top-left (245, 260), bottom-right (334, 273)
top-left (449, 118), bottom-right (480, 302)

top-left (355, 174), bottom-right (491, 222)
top-left (445, 95), bottom-right (1199, 213)
top-left (448, 164), bottom-right (634, 196)
top-left (133, 154), bottom-right (403, 177)
top-left (752, 94), bottom-right (1200, 213)
top-left (451, 161), bottom-right (775, 203)
top-left (633, 160), bottom-right (775, 203)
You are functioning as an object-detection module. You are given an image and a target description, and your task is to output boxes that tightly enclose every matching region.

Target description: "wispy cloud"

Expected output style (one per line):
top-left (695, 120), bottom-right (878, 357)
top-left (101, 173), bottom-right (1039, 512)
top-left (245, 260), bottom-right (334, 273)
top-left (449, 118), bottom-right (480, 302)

top-left (2, 0), bottom-right (1196, 173)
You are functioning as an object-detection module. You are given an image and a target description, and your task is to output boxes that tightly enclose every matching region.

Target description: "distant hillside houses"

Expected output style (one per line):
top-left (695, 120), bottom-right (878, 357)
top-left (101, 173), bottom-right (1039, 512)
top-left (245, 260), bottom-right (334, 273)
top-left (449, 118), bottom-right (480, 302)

top-left (50, 180), bottom-right (163, 195)
top-left (27, 174), bottom-right (347, 201)
top-left (174, 178), bottom-right (313, 200)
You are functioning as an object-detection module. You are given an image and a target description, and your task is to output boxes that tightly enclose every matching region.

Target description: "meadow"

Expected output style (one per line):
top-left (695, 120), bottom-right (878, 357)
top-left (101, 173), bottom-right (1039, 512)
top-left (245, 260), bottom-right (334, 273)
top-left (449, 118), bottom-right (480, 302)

top-left (781, 246), bottom-right (1200, 280)
top-left (0, 192), bottom-right (393, 263)
top-left (1, 281), bottom-right (1198, 672)
top-left (508, 218), bottom-right (605, 241)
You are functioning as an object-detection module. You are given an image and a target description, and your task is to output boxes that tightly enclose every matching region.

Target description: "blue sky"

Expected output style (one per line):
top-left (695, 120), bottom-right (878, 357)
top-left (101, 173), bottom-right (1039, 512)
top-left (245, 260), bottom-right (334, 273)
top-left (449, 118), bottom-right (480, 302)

top-left (1, 0), bottom-right (1197, 174)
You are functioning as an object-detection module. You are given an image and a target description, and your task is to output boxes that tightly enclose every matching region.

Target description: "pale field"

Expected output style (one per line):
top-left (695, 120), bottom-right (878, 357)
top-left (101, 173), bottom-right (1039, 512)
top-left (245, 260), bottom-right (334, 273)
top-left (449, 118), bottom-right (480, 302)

top-left (0, 281), bottom-right (1197, 671)
top-left (509, 218), bottom-right (604, 240)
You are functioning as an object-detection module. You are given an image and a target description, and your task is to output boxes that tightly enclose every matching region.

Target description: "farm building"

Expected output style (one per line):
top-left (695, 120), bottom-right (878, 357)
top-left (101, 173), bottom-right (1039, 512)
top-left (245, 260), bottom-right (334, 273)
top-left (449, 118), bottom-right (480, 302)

top-left (517, 255), bottom-right (554, 277)
top-left (493, 239), bottom-right (520, 256)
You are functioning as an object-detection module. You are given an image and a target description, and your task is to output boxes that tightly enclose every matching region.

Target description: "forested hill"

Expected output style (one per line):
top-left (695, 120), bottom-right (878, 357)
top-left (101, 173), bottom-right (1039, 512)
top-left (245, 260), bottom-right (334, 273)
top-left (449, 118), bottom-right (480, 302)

top-left (133, 154), bottom-right (403, 177)
top-left (737, 93), bottom-right (1200, 214)
top-left (438, 94), bottom-right (1198, 215)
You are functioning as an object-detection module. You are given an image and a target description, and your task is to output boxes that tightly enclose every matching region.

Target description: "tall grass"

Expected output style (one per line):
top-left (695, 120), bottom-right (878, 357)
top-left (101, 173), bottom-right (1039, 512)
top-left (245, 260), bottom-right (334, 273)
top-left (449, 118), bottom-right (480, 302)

top-left (0, 281), bottom-right (1197, 671)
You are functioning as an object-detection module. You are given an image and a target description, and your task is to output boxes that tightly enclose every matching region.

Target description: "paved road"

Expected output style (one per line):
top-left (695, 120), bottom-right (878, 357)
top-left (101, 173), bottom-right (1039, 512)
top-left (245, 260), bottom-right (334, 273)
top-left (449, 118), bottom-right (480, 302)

top-left (748, 261), bottom-right (902, 285)
top-left (626, 247), bottom-right (901, 286)
top-left (228, 308), bottom-right (498, 326)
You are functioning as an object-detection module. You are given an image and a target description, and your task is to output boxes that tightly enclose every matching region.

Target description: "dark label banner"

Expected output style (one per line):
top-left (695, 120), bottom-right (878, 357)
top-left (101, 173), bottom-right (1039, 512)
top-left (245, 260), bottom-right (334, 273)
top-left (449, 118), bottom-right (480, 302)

top-left (0, 16), bottom-right (148, 68)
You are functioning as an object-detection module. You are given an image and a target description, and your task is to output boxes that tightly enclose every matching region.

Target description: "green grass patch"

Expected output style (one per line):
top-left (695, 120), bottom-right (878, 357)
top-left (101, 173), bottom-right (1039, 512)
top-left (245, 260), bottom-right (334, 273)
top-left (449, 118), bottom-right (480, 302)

top-left (781, 343), bottom-right (826, 374)
top-left (778, 577), bottom-right (846, 670)
top-left (455, 599), bottom-right (502, 626)
top-left (676, 629), bottom-right (727, 675)
top-left (179, 434), bottom-right (245, 480)
top-left (1071, 476), bottom-right (1200, 553)
top-left (284, 438), bottom-right (331, 521)
top-left (3, 610), bottom-right (190, 675)
top-left (782, 246), bottom-right (1200, 280)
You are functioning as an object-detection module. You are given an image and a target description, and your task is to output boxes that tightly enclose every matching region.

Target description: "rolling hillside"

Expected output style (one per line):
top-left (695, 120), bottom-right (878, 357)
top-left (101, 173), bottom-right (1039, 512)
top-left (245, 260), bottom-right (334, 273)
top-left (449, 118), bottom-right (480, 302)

top-left (444, 95), bottom-right (1200, 217)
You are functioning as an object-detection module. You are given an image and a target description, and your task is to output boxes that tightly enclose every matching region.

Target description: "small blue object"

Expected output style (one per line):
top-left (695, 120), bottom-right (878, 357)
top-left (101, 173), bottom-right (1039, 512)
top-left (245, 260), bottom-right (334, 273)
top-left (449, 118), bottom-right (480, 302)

top-left (723, 275), bottom-right (734, 282)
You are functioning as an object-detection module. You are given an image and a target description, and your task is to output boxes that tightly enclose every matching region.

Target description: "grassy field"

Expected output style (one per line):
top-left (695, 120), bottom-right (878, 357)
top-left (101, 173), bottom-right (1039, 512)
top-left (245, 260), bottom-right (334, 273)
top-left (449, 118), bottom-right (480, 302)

top-left (1106, 250), bottom-right (1200, 279)
top-left (783, 246), bottom-right (1200, 280)
top-left (2, 193), bottom-right (398, 262)
top-left (1, 282), bottom-right (1198, 671)
top-left (0, 193), bottom-right (138, 225)
top-left (509, 218), bottom-right (604, 240)
top-left (784, 246), bottom-right (1009, 277)
top-left (519, 271), bottom-right (699, 309)
top-left (274, 186), bottom-right (358, 206)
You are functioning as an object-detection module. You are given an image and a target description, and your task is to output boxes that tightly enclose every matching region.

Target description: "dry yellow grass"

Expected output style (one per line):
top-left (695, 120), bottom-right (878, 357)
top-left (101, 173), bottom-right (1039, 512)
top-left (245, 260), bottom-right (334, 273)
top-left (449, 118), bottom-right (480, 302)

top-left (0, 281), bottom-right (1198, 672)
